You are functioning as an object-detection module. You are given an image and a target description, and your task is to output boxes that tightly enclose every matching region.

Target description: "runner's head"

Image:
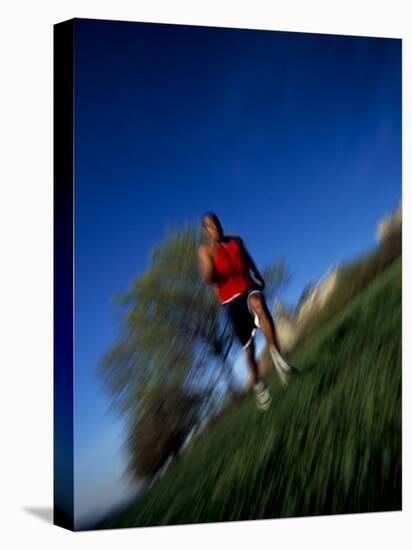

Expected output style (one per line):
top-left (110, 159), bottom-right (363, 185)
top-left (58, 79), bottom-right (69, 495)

top-left (202, 212), bottom-right (223, 242)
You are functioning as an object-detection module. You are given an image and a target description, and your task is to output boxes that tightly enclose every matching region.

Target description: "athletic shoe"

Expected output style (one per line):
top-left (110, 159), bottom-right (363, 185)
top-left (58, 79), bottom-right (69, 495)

top-left (254, 381), bottom-right (272, 411)
top-left (270, 346), bottom-right (292, 389)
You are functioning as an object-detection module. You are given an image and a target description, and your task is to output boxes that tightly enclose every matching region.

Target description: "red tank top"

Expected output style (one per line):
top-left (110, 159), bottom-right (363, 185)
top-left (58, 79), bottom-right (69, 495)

top-left (210, 237), bottom-right (253, 303)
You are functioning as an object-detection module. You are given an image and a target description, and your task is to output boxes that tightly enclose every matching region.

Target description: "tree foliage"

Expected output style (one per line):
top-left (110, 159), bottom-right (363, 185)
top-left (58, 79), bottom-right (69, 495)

top-left (102, 227), bottom-right (231, 399)
top-left (98, 224), bottom-right (289, 480)
top-left (126, 384), bottom-right (200, 479)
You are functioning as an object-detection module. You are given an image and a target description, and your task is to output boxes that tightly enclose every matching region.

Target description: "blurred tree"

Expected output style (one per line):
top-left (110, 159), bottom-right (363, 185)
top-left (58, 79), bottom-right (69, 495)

top-left (126, 383), bottom-right (200, 479)
top-left (98, 224), bottom-right (288, 480)
top-left (99, 226), bottom-right (227, 414)
top-left (261, 259), bottom-right (290, 305)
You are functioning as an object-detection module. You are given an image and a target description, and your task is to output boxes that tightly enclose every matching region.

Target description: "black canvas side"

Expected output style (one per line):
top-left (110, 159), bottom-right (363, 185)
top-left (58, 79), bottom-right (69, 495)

top-left (53, 18), bottom-right (75, 532)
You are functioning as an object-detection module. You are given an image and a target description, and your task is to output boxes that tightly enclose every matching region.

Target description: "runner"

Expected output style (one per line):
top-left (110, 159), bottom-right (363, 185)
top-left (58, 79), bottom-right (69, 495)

top-left (198, 212), bottom-right (293, 410)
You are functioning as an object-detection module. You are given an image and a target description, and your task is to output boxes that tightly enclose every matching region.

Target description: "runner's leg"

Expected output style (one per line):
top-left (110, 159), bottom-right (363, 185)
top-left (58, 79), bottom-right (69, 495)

top-left (245, 339), bottom-right (272, 409)
top-left (244, 339), bottom-right (259, 385)
top-left (248, 292), bottom-right (292, 387)
top-left (248, 292), bottom-right (281, 352)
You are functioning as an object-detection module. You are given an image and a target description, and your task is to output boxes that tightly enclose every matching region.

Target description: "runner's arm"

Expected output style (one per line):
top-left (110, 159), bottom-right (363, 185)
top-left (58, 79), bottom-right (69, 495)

top-left (198, 244), bottom-right (219, 284)
top-left (238, 239), bottom-right (265, 289)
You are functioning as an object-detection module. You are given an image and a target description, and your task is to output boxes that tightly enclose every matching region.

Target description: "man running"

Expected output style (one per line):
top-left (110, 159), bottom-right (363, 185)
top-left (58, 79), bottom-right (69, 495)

top-left (198, 212), bottom-right (293, 410)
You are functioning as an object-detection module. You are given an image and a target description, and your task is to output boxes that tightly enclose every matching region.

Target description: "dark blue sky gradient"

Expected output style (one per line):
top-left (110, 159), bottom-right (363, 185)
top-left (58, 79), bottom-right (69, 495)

top-left (73, 19), bottom-right (401, 523)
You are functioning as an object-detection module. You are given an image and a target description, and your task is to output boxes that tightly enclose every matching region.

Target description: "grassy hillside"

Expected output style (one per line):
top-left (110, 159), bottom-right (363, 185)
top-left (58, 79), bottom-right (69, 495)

top-left (290, 227), bottom-right (401, 351)
top-left (96, 258), bottom-right (402, 529)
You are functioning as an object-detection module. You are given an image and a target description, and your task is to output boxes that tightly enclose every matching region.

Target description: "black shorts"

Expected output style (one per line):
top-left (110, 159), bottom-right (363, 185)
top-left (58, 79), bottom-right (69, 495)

top-left (223, 289), bottom-right (262, 348)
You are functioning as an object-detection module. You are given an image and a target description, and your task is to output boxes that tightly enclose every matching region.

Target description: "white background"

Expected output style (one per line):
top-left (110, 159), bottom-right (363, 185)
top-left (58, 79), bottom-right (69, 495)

top-left (0, 0), bottom-right (410, 548)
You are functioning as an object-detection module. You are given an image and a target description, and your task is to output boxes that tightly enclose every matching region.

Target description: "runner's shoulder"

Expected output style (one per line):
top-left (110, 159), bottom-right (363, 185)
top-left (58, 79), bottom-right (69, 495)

top-left (226, 235), bottom-right (244, 246)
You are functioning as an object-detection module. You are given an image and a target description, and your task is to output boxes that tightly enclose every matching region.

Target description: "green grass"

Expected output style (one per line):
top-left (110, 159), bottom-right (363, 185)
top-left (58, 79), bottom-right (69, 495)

top-left (96, 258), bottom-right (402, 529)
top-left (291, 229), bottom-right (401, 350)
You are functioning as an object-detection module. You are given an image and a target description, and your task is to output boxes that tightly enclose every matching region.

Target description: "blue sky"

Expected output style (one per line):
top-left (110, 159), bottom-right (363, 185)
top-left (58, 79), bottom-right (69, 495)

top-left (73, 19), bottom-right (401, 524)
